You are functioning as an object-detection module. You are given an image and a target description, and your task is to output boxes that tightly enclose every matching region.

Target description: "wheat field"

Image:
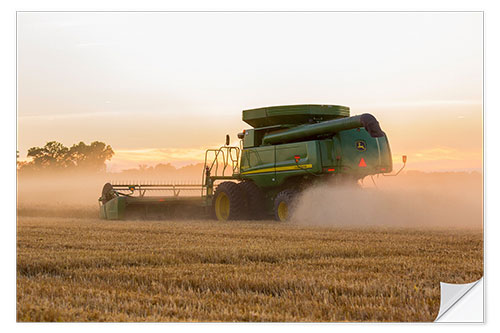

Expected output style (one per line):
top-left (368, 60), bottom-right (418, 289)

top-left (16, 212), bottom-right (483, 322)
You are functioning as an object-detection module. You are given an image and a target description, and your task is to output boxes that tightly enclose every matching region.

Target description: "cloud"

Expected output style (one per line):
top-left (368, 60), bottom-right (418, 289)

top-left (113, 148), bottom-right (207, 163)
top-left (401, 147), bottom-right (481, 163)
top-left (355, 100), bottom-right (482, 109)
top-left (18, 111), bottom-right (129, 120)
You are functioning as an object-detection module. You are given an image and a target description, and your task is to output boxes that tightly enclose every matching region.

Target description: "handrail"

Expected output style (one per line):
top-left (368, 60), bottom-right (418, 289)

top-left (202, 146), bottom-right (240, 193)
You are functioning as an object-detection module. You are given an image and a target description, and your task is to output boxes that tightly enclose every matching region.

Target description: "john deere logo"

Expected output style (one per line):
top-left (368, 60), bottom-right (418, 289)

top-left (356, 140), bottom-right (366, 151)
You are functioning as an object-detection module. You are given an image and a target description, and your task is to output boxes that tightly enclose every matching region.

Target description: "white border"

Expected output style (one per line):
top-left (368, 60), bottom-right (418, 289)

top-left (4, 0), bottom-right (498, 331)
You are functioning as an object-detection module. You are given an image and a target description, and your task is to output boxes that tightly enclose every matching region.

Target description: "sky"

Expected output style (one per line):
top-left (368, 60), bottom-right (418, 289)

top-left (17, 12), bottom-right (483, 172)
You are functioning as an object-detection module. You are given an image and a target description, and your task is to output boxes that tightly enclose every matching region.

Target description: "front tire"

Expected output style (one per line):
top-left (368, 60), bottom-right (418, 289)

top-left (212, 182), bottom-right (247, 221)
top-left (274, 189), bottom-right (298, 222)
top-left (239, 181), bottom-right (265, 220)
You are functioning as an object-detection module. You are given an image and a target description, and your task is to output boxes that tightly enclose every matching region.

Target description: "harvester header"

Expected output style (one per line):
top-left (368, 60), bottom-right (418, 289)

top-left (99, 104), bottom-right (403, 222)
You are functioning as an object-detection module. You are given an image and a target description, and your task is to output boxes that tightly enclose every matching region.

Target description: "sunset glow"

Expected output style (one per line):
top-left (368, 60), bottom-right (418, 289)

top-left (17, 12), bottom-right (482, 172)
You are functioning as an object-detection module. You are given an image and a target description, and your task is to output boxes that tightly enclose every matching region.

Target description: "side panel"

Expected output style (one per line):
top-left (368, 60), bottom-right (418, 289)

top-left (274, 141), bottom-right (322, 185)
top-left (337, 128), bottom-right (393, 176)
top-left (242, 129), bottom-right (256, 148)
top-left (99, 204), bottom-right (107, 219)
top-left (375, 135), bottom-right (393, 172)
top-left (318, 139), bottom-right (336, 169)
top-left (103, 196), bottom-right (127, 220)
top-left (240, 146), bottom-right (276, 187)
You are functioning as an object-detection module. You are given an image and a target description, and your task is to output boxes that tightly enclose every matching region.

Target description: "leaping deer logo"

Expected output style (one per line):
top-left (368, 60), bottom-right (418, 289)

top-left (356, 141), bottom-right (366, 151)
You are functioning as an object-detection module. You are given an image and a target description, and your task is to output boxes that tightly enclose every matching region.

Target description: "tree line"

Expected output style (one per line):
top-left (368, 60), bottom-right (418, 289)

top-left (17, 141), bottom-right (114, 173)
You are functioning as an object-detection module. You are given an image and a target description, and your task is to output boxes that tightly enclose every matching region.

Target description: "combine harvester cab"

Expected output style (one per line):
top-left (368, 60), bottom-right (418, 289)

top-left (99, 104), bottom-right (402, 222)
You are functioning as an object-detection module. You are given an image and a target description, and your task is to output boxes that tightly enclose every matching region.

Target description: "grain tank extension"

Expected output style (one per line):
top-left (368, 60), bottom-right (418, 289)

top-left (99, 104), bottom-right (401, 221)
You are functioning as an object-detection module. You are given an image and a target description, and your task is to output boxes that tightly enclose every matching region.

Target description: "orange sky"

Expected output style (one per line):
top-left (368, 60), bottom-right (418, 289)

top-left (17, 12), bottom-right (483, 172)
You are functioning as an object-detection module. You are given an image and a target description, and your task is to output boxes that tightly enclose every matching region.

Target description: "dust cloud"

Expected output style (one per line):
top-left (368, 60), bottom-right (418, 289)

top-left (16, 170), bottom-right (204, 218)
top-left (292, 171), bottom-right (483, 229)
top-left (18, 170), bottom-right (483, 229)
top-left (18, 174), bottom-right (105, 206)
top-left (17, 166), bottom-right (205, 205)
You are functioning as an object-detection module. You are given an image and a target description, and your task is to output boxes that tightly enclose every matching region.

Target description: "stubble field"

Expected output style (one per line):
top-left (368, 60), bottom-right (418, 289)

top-left (17, 214), bottom-right (483, 322)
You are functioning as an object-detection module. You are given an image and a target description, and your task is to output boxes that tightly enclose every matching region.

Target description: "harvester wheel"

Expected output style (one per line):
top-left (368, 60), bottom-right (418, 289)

top-left (100, 183), bottom-right (116, 204)
top-left (274, 189), bottom-right (297, 222)
top-left (213, 182), bottom-right (247, 221)
top-left (239, 181), bottom-right (265, 220)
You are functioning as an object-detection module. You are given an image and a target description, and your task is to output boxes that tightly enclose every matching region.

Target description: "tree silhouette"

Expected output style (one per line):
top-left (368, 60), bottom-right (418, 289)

top-left (68, 141), bottom-right (114, 172)
top-left (27, 141), bottom-right (70, 170)
top-left (154, 163), bottom-right (176, 173)
top-left (20, 141), bottom-right (114, 173)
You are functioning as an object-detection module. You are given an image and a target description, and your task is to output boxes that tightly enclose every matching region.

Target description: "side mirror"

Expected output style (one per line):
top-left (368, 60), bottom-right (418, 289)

top-left (402, 155), bottom-right (407, 164)
top-left (225, 134), bottom-right (230, 146)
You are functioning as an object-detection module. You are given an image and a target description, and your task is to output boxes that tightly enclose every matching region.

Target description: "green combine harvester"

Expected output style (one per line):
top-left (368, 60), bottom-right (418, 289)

top-left (99, 104), bottom-right (404, 221)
